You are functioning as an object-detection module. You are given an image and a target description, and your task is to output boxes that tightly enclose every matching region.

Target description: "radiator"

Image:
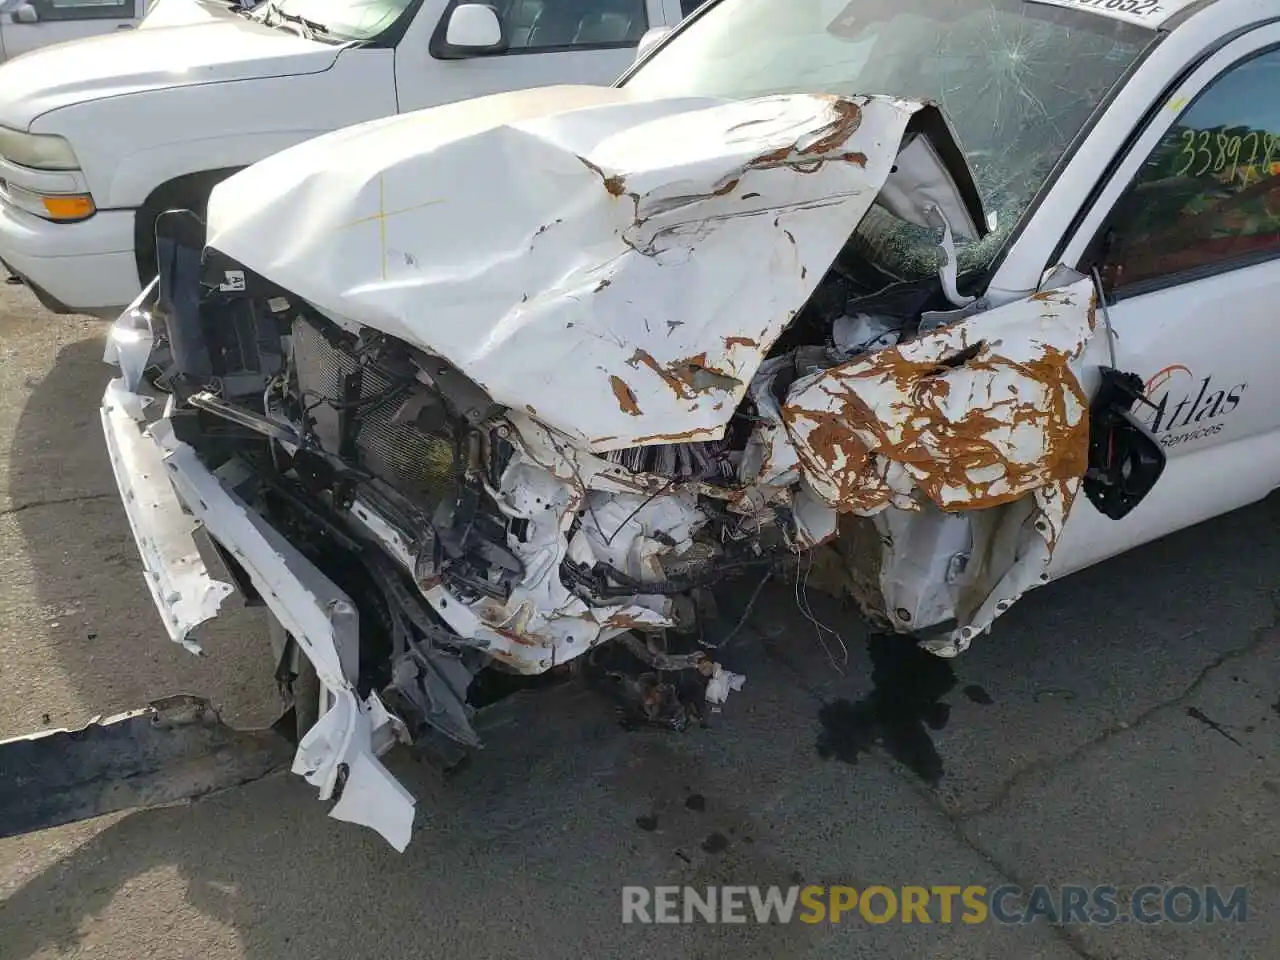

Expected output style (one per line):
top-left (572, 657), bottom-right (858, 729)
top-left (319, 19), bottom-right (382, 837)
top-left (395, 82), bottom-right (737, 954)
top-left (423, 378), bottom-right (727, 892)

top-left (291, 319), bottom-right (457, 502)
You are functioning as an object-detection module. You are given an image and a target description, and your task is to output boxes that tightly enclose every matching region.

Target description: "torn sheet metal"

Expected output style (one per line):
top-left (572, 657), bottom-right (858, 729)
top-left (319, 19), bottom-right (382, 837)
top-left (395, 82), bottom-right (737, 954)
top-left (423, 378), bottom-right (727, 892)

top-left (101, 380), bottom-right (232, 654)
top-left (102, 280), bottom-right (158, 392)
top-left (92, 73), bottom-right (1114, 856)
top-left (932, 478), bottom-right (1080, 656)
top-left (778, 277), bottom-right (1098, 653)
top-left (292, 690), bottom-right (415, 851)
top-left (204, 86), bottom-right (979, 453)
top-left (100, 377), bottom-right (417, 849)
top-left (783, 278), bottom-right (1097, 516)
top-left (419, 449), bottom-right (684, 675)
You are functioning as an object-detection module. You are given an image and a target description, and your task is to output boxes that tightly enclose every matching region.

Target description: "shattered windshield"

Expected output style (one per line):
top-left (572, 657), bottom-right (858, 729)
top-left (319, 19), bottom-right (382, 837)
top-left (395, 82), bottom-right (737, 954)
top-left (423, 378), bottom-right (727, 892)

top-left (623, 0), bottom-right (1152, 281)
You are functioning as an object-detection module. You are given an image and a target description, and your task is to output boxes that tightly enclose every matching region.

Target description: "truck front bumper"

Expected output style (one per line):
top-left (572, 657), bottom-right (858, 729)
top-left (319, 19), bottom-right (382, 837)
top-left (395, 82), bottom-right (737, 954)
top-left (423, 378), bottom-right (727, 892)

top-left (100, 303), bottom-right (417, 849)
top-left (0, 200), bottom-right (138, 317)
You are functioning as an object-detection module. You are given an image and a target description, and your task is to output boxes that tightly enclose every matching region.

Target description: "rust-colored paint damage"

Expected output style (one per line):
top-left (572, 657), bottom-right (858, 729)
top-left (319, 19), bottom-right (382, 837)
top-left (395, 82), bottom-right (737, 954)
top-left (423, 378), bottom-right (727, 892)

top-left (579, 156), bottom-right (629, 198)
top-left (622, 427), bottom-right (722, 446)
top-left (746, 98), bottom-right (867, 174)
top-left (590, 96), bottom-right (874, 260)
top-left (610, 375), bottom-right (643, 417)
top-left (492, 625), bottom-right (540, 648)
top-left (803, 98), bottom-right (863, 154)
top-left (602, 611), bottom-right (656, 631)
top-left (782, 282), bottom-right (1097, 515)
top-left (627, 349), bottom-right (742, 401)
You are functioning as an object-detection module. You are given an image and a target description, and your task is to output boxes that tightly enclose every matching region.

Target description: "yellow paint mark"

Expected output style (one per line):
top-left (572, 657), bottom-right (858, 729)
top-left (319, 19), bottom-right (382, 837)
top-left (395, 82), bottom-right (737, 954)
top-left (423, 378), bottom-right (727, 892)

top-left (335, 196), bottom-right (446, 232)
top-left (378, 175), bottom-right (387, 281)
top-left (1167, 95), bottom-right (1190, 113)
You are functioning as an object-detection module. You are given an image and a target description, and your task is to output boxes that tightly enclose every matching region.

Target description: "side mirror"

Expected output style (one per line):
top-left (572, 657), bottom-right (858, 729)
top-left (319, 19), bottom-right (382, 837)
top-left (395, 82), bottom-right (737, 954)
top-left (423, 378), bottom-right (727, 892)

top-left (437, 3), bottom-right (506, 58)
top-left (13, 3), bottom-right (39, 23)
top-left (634, 25), bottom-right (671, 62)
top-left (1082, 368), bottom-right (1166, 520)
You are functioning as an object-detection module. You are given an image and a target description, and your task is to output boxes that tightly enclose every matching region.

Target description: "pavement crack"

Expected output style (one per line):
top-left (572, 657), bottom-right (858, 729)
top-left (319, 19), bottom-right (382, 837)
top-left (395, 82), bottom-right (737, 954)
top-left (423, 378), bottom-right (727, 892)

top-left (951, 823), bottom-right (1106, 959)
top-left (0, 493), bottom-right (115, 517)
top-left (956, 601), bottom-right (1280, 823)
top-left (872, 749), bottom-right (1103, 959)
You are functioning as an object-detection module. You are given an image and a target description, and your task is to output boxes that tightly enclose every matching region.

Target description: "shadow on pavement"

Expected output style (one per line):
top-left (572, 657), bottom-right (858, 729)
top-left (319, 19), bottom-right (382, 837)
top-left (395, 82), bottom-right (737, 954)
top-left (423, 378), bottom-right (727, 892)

top-left (5, 335), bottom-right (278, 730)
top-left (0, 680), bottom-right (831, 960)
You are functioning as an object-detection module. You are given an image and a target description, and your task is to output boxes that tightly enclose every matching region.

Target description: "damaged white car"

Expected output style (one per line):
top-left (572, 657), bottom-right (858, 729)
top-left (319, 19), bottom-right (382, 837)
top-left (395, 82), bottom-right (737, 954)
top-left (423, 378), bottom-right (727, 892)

top-left (99, 0), bottom-right (1280, 849)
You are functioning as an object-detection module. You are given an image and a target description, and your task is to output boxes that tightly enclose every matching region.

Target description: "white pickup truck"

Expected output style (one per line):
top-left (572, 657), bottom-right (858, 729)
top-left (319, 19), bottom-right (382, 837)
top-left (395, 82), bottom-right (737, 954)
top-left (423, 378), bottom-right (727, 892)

top-left (0, 0), bottom-right (700, 317)
top-left (0, 0), bottom-right (147, 63)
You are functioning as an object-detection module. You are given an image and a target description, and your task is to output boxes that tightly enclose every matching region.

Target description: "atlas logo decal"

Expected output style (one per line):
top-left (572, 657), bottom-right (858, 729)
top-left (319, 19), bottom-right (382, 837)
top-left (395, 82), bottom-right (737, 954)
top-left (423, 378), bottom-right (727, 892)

top-left (1140, 364), bottom-right (1245, 448)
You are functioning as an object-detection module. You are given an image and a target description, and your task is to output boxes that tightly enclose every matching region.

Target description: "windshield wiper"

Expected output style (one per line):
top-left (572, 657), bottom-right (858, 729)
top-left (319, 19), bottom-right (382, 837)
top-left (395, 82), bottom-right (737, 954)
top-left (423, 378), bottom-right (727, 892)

top-left (259, 1), bottom-right (333, 40)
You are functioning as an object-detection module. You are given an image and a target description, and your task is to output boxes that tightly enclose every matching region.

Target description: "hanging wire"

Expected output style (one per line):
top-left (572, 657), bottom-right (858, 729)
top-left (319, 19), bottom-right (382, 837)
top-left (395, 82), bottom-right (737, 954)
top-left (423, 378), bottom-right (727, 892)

top-left (793, 546), bottom-right (848, 675)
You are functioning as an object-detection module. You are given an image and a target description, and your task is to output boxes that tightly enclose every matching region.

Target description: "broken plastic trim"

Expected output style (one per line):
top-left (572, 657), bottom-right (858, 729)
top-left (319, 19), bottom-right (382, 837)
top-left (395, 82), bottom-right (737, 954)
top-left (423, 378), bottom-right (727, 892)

top-left (101, 377), bottom-right (416, 849)
top-left (0, 696), bottom-right (296, 840)
top-left (101, 381), bottom-right (232, 653)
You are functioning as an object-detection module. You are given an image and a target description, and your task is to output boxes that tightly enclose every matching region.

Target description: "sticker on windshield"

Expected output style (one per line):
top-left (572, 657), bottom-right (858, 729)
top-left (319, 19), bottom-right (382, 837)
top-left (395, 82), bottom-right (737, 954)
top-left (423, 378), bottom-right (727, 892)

top-left (1025, 0), bottom-right (1200, 29)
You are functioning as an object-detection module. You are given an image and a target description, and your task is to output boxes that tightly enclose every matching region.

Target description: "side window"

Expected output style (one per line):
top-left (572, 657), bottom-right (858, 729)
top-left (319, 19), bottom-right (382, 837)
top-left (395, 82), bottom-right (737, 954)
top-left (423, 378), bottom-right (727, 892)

top-left (497, 0), bottom-right (648, 51)
top-left (1096, 47), bottom-right (1280, 293)
top-left (680, 0), bottom-right (705, 17)
top-left (26, 0), bottom-right (132, 20)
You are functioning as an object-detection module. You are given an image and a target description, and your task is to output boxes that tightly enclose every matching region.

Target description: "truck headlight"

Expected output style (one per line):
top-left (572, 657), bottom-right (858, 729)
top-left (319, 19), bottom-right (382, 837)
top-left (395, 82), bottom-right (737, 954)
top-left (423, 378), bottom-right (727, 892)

top-left (0, 127), bottom-right (80, 171)
top-left (3, 182), bottom-right (96, 222)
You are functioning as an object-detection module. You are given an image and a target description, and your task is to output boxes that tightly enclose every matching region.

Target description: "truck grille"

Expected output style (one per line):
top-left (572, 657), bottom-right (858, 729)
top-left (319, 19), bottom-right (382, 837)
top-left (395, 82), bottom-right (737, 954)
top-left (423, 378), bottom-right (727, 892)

top-left (291, 319), bottom-right (457, 502)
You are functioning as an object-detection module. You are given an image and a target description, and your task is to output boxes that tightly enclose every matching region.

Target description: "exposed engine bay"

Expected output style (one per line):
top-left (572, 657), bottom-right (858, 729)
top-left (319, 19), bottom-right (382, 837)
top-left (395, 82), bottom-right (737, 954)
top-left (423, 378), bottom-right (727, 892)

top-left (120, 202), bottom-right (1094, 751)
top-left (101, 90), bottom-right (1147, 848)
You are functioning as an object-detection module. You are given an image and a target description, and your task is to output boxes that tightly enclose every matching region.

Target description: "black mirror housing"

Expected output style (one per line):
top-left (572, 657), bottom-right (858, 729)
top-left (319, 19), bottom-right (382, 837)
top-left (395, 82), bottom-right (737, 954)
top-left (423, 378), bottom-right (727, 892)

top-left (1082, 367), bottom-right (1167, 520)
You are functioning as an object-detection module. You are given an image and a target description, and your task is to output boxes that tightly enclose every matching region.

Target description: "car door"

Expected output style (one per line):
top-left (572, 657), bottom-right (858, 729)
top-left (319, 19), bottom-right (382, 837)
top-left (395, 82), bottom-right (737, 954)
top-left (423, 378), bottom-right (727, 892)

top-left (0, 0), bottom-right (143, 62)
top-left (1045, 24), bottom-right (1280, 579)
top-left (394, 0), bottom-right (669, 113)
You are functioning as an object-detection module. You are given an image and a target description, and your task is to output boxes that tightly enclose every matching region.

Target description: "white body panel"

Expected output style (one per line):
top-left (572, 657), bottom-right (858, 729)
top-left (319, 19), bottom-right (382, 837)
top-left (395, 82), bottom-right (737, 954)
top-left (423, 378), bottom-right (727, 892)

top-left (0, 0), bottom-right (337, 122)
top-left (1051, 262), bottom-right (1280, 578)
top-left (394, 0), bottom-right (667, 112)
top-left (1045, 19), bottom-right (1280, 576)
top-left (0, 0), bottom-right (145, 64)
top-left (206, 88), bottom-right (917, 450)
top-left (0, 0), bottom-right (681, 314)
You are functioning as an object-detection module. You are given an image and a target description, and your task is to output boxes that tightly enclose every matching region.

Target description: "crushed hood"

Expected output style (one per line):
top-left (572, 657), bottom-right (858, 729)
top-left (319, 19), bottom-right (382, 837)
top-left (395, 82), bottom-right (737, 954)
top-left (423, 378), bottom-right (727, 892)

top-left (0, 0), bottom-right (339, 129)
top-left (206, 85), bottom-right (985, 452)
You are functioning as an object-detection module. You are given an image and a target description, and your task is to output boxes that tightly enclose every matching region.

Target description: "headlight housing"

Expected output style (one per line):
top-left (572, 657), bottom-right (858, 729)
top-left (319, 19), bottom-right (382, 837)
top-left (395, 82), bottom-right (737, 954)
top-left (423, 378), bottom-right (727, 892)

top-left (3, 182), bottom-right (96, 222)
top-left (0, 127), bottom-right (80, 171)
